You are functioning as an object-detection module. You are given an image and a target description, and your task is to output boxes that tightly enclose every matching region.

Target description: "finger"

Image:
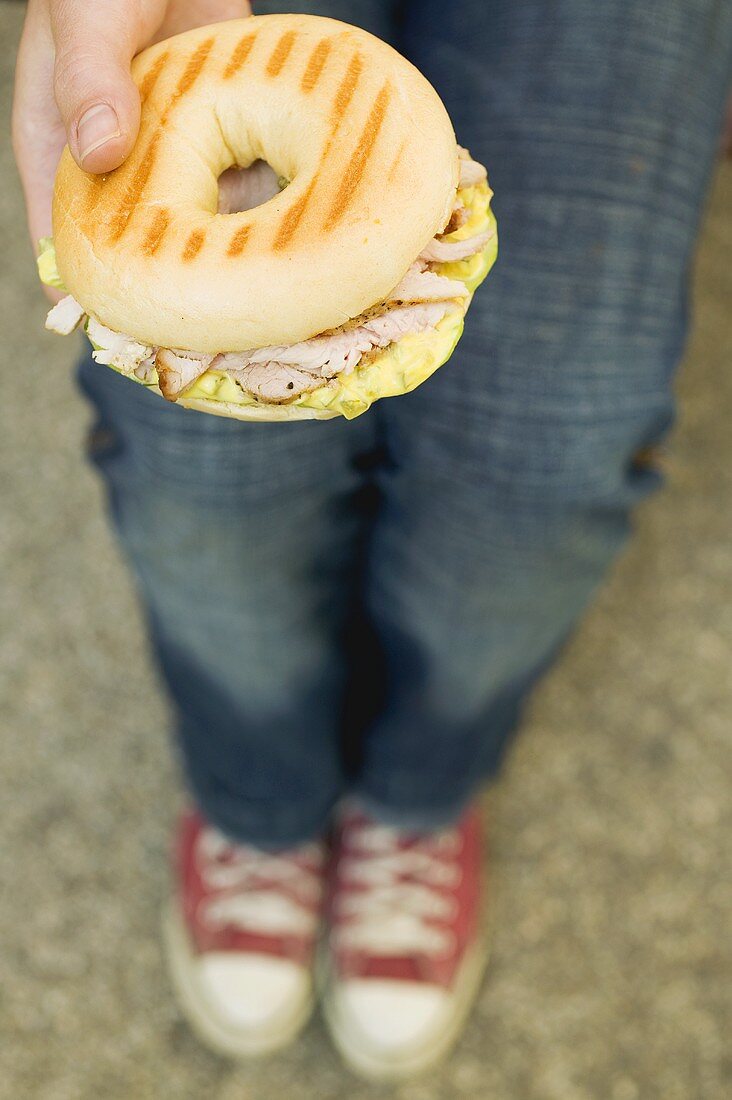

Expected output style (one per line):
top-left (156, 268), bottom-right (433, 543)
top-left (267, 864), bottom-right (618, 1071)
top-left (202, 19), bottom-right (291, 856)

top-left (12, 1), bottom-right (67, 296)
top-left (50, 0), bottom-right (164, 174)
top-left (153, 0), bottom-right (251, 41)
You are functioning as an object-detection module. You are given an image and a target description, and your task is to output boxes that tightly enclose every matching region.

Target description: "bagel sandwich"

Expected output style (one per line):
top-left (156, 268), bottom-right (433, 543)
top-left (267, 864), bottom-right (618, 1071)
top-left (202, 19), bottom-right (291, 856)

top-left (41, 14), bottom-right (497, 422)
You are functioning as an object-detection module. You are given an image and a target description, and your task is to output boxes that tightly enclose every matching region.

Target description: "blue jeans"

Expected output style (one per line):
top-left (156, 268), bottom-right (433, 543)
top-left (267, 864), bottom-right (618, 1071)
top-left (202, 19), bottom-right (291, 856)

top-left (78, 0), bottom-right (732, 845)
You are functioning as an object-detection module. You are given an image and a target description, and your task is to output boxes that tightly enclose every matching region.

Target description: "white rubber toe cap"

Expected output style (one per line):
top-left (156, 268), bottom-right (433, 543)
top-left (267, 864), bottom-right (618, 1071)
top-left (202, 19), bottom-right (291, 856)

top-left (197, 953), bottom-right (310, 1031)
top-left (334, 979), bottom-right (448, 1052)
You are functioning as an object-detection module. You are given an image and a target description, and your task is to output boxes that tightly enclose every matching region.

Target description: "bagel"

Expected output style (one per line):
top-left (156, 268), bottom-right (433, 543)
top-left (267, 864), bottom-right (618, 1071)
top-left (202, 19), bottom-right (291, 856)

top-left (42, 14), bottom-right (497, 421)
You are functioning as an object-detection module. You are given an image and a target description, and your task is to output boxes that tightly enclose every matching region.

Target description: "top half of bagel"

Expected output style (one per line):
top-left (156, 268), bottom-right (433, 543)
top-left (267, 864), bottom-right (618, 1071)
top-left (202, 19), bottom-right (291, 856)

top-left (53, 14), bottom-right (460, 353)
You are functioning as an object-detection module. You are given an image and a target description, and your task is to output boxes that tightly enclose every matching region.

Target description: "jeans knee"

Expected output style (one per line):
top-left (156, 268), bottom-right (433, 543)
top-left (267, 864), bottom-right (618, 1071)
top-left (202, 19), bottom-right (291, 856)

top-left (77, 351), bottom-right (359, 514)
top-left (495, 416), bottom-right (670, 511)
top-left (447, 378), bottom-right (676, 514)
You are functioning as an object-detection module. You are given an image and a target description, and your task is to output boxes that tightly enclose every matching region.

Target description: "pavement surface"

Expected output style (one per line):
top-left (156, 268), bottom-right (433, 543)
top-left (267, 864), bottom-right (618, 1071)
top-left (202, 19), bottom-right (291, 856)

top-left (1, 4), bottom-right (731, 1098)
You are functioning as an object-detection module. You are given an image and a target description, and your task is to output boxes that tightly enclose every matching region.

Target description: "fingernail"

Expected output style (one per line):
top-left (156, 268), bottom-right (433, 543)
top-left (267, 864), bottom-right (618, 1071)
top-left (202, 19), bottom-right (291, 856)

top-left (77, 104), bottom-right (121, 162)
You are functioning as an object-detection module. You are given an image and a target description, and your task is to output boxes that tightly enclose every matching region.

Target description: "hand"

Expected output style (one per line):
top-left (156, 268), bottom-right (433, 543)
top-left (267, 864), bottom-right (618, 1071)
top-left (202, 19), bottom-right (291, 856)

top-left (12, 0), bottom-right (251, 293)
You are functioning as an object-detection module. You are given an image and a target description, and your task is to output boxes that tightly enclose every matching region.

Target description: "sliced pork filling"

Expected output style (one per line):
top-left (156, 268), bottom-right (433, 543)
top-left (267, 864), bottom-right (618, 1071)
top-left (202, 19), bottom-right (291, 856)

top-left (46, 149), bottom-right (491, 404)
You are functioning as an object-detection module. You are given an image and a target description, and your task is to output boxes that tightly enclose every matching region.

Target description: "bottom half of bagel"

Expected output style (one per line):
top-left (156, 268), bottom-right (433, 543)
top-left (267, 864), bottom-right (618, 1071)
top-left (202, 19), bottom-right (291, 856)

top-left (42, 180), bottom-right (496, 423)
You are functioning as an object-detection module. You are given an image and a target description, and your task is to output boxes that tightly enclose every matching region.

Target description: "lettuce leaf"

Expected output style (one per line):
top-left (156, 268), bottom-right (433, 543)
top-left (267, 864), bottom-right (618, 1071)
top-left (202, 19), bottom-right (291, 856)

top-left (36, 238), bottom-right (66, 290)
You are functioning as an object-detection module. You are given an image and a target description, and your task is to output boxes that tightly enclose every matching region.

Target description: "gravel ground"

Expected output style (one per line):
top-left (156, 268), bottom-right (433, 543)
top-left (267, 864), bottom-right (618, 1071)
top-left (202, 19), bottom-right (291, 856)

top-left (1, 4), bottom-right (731, 1098)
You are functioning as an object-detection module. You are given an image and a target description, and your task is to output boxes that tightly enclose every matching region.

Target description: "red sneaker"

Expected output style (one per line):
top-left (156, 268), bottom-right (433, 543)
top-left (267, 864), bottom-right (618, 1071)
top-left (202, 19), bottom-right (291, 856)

top-left (163, 810), bottom-right (325, 1057)
top-left (322, 805), bottom-right (487, 1080)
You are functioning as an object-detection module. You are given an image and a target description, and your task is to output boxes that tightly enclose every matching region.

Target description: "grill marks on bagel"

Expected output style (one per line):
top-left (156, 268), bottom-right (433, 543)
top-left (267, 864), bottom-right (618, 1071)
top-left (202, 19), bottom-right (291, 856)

top-left (106, 39), bottom-right (214, 245)
top-left (273, 181), bottom-right (317, 251)
top-left (182, 228), bottom-right (206, 261)
top-left (161, 36), bottom-right (215, 124)
top-left (108, 134), bottom-right (162, 243)
top-left (139, 51), bottom-right (170, 103)
top-left (265, 30), bottom-right (297, 77)
top-left (142, 208), bottom-right (171, 255)
top-left (82, 49), bottom-right (172, 219)
top-left (387, 138), bottom-right (408, 185)
top-left (272, 49), bottom-right (364, 251)
top-left (325, 81), bottom-right (392, 230)
top-left (227, 224), bottom-right (252, 257)
top-left (223, 32), bottom-right (257, 79)
top-left (330, 50), bottom-right (363, 125)
top-left (287, 55), bottom-right (387, 242)
top-left (301, 38), bottom-right (332, 92)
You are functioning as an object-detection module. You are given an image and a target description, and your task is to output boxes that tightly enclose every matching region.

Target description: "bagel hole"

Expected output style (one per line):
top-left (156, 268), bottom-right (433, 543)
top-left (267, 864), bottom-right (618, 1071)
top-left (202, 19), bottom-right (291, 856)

top-left (217, 160), bottom-right (288, 216)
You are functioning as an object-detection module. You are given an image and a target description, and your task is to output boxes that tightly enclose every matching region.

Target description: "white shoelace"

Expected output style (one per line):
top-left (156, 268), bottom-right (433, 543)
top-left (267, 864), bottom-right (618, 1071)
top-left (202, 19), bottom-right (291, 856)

top-left (196, 828), bottom-right (322, 937)
top-left (336, 823), bottom-right (461, 956)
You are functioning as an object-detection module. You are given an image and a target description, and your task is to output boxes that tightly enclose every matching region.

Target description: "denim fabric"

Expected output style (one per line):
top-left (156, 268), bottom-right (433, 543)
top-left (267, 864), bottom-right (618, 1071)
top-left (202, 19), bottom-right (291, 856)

top-left (78, 0), bottom-right (732, 844)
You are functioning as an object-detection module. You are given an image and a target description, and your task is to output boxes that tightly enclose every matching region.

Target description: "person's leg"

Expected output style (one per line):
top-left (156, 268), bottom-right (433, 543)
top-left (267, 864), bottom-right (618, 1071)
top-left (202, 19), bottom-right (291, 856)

top-left (78, 358), bottom-right (377, 846)
top-left (354, 0), bottom-right (732, 823)
top-left (75, 4), bottom-right (399, 850)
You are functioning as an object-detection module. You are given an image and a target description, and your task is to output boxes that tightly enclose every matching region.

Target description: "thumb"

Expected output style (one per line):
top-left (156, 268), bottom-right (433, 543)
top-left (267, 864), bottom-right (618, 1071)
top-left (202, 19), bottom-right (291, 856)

top-left (50, 0), bottom-right (157, 174)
